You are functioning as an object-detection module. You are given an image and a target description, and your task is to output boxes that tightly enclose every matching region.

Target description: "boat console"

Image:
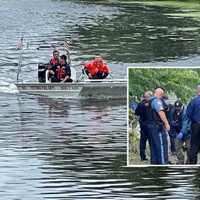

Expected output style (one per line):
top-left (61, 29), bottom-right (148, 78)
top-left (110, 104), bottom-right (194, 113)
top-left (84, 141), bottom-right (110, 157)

top-left (38, 63), bottom-right (49, 83)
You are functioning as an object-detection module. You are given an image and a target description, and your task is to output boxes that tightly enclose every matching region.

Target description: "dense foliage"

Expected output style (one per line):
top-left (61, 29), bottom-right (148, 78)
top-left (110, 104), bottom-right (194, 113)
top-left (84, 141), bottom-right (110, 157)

top-left (129, 68), bottom-right (200, 103)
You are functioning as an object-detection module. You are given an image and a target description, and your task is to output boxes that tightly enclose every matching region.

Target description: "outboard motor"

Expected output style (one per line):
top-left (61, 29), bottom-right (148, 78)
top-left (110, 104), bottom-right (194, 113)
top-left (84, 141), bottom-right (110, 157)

top-left (38, 63), bottom-right (48, 82)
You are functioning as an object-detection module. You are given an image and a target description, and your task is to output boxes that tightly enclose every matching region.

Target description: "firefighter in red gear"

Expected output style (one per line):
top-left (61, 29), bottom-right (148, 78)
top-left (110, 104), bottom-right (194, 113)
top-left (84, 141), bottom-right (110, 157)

top-left (84, 56), bottom-right (110, 79)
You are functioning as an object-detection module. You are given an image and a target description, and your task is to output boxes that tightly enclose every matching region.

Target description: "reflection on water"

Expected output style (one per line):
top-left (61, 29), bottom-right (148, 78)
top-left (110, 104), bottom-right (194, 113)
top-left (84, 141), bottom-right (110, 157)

top-left (0, 94), bottom-right (127, 199)
top-left (1, 0), bottom-right (200, 198)
top-left (73, 2), bottom-right (200, 65)
top-left (37, 97), bottom-right (70, 117)
top-left (124, 166), bottom-right (200, 199)
top-left (1, 94), bottom-right (200, 199)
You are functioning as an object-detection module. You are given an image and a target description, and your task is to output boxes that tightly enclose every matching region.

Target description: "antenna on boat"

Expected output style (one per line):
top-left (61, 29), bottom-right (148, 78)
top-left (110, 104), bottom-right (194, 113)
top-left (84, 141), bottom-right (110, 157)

top-left (64, 40), bottom-right (71, 65)
top-left (64, 40), bottom-right (79, 81)
top-left (16, 36), bottom-right (24, 83)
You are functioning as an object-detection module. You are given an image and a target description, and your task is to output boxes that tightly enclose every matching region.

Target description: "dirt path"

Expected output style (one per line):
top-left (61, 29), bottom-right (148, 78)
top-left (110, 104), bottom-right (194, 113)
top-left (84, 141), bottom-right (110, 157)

top-left (128, 130), bottom-right (200, 165)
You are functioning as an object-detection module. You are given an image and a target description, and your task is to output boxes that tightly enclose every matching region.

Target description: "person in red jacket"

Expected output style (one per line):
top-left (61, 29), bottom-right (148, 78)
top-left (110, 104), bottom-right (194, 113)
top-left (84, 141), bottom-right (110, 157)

top-left (84, 56), bottom-right (110, 79)
top-left (48, 49), bottom-right (66, 82)
top-left (46, 50), bottom-right (60, 82)
top-left (49, 49), bottom-right (60, 72)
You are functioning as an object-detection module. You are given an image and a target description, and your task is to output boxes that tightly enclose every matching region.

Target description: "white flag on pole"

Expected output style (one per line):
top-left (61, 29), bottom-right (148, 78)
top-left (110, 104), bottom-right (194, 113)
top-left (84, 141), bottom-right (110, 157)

top-left (17, 37), bottom-right (23, 50)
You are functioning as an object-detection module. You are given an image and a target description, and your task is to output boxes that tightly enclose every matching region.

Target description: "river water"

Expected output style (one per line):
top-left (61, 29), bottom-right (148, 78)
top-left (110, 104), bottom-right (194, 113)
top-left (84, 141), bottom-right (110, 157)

top-left (1, 0), bottom-right (200, 199)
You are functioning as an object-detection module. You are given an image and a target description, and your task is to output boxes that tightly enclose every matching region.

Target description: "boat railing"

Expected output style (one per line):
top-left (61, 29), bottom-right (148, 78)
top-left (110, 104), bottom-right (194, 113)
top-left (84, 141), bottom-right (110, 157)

top-left (16, 38), bottom-right (126, 85)
top-left (82, 79), bottom-right (126, 83)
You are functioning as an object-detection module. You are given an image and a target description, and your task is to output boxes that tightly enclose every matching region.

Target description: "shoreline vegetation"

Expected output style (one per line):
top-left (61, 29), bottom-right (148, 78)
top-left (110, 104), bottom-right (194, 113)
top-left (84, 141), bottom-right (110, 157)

top-left (78, 0), bottom-right (200, 20)
top-left (80, 0), bottom-right (200, 3)
top-left (79, 0), bottom-right (200, 9)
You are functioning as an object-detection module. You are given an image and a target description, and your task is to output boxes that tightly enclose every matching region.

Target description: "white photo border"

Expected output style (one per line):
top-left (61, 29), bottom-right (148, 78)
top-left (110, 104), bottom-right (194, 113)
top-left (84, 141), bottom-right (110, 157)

top-left (127, 66), bottom-right (200, 167)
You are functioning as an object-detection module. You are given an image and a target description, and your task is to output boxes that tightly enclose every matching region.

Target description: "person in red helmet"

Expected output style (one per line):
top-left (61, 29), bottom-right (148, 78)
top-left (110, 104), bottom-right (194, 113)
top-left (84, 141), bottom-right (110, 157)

top-left (84, 56), bottom-right (110, 79)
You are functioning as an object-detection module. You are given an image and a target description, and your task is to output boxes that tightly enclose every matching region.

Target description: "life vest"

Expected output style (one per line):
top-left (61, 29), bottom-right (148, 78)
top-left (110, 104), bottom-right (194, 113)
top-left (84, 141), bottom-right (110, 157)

top-left (50, 57), bottom-right (60, 66)
top-left (56, 67), bottom-right (66, 80)
top-left (84, 62), bottom-right (98, 76)
top-left (97, 63), bottom-right (110, 74)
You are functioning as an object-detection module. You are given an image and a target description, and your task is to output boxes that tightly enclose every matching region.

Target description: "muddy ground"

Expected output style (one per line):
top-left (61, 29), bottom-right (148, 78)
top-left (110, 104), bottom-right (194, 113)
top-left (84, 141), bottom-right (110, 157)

top-left (128, 129), bottom-right (200, 166)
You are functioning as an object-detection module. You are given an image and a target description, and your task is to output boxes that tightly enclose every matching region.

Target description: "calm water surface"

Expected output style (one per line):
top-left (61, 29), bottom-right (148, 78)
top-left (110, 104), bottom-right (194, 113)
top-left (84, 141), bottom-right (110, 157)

top-left (1, 0), bottom-right (200, 199)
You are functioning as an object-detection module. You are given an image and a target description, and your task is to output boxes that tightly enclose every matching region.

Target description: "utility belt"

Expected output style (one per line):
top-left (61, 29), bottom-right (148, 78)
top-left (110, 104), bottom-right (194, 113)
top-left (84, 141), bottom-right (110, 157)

top-left (140, 113), bottom-right (164, 126)
top-left (146, 120), bottom-right (165, 131)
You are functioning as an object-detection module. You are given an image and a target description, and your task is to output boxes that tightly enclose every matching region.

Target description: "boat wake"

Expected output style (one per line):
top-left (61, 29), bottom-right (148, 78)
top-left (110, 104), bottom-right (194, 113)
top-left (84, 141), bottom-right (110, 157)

top-left (0, 80), bottom-right (19, 94)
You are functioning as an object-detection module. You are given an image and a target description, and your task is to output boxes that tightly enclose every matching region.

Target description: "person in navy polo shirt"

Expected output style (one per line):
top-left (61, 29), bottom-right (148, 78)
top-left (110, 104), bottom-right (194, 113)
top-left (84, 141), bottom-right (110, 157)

top-left (187, 85), bottom-right (200, 164)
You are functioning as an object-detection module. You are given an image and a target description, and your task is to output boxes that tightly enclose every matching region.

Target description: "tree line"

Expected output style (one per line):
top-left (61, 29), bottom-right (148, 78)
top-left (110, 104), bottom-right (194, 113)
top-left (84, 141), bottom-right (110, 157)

top-left (129, 68), bottom-right (200, 103)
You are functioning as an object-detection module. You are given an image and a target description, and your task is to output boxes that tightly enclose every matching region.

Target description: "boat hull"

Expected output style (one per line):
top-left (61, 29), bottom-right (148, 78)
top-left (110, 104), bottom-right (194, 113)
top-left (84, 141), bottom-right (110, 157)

top-left (16, 80), bottom-right (127, 99)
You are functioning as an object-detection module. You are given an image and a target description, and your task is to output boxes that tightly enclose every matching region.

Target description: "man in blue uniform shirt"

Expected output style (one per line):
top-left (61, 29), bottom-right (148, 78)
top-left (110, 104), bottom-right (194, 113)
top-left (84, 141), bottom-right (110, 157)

top-left (186, 85), bottom-right (200, 164)
top-left (148, 87), bottom-right (170, 164)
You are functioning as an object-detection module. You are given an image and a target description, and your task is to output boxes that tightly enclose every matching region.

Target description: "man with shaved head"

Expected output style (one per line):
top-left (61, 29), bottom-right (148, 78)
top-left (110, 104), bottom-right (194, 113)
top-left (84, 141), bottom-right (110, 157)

top-left (186, 85), bottom-right (200, 164)
top-left (147, 87), bottom-right (170, 164)
top-left (135, 90), bottom-right (153, 161)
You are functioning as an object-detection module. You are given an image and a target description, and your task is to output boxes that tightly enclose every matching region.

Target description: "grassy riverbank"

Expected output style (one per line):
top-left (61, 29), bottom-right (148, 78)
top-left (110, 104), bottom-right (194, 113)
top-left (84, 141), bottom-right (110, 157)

top-left (129, 125), bottom-right (200, 165)
top-left (73, 0), bottom-right (200, 21)
top-left (129, 128), bottom-right (150, 165)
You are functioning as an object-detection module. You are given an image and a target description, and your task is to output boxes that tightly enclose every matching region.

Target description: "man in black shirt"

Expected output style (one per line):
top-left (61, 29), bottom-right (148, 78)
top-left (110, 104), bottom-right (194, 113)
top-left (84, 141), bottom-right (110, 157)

top-left (135, 91), bottom-right (153, 161)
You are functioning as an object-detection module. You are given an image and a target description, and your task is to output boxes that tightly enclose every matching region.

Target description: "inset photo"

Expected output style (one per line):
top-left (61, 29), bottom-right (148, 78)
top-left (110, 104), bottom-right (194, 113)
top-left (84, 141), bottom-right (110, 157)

top-left (128, 67), bottom-right (200, 166)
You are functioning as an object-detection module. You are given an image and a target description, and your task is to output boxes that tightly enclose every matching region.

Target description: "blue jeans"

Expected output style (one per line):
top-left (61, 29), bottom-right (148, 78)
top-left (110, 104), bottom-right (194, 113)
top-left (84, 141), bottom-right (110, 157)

top-left (147, 123), bottom-right (168, 164)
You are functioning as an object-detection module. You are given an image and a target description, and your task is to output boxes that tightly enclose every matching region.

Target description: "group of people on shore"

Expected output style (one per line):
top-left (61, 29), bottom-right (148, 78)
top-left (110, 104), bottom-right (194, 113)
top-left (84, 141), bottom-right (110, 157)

top-left (133, 86), bottom-right (200, 165)
top-left (46, 50), bottom-right (110, 82)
